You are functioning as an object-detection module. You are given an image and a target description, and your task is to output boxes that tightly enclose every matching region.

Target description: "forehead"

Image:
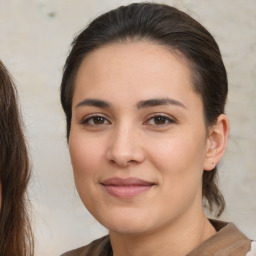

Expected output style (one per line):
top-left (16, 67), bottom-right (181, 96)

top-left (73, 41), bottom-right (200, 108)
top-left (77, 41), bottom-right (191, 79)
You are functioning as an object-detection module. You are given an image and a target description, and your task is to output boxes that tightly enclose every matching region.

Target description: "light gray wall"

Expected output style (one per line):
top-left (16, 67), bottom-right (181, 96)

top-left (0, 0), bottom-right (255, 255)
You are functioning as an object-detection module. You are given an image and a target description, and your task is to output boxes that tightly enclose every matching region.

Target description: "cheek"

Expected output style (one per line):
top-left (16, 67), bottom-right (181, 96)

top-left (145, 132), bottom-right (206, 198)
top-left (68, 132), bottom-right (106, 193)
top-left (147, 133), bottom-right (207, 172)
top-left (68, 133), bottom-right (104, 210)
top-left (149, 137), bottom-right (205, 216)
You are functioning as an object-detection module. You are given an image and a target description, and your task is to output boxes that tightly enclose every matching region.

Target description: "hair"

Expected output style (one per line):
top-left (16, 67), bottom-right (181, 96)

top-left (60, 3), bottom-right (228, 216)
top-left (0, 60), bottom-right (34, 256)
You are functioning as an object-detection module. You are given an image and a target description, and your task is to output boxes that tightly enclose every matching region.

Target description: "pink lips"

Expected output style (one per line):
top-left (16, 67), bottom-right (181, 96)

top-left (101, 177), bottom-right (154, 198)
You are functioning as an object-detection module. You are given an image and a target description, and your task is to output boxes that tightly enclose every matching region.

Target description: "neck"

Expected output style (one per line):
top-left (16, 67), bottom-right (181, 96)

top-left (110, 210), bottom-right (216, 256)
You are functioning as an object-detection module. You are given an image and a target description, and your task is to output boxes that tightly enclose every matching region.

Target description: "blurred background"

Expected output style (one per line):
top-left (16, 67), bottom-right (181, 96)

top-left (0, 0), bottom-right (255, 255)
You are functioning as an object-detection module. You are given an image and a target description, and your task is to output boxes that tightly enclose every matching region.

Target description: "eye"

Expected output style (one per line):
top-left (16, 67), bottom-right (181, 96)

top-left (145, 115), bottom-right (175, 126)
top-left (81, 115), bottom-right (110, 126)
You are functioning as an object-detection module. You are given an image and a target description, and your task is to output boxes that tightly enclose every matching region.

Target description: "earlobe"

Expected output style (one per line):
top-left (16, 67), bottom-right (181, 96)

top-left (204, 114), bottom-right (229, 171)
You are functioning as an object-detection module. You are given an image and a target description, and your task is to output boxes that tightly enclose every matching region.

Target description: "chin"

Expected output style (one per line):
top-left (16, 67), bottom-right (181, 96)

top-left (107, 221), bottom-right (150, 235)
top-left (97, 209), bottom-right (153, 235)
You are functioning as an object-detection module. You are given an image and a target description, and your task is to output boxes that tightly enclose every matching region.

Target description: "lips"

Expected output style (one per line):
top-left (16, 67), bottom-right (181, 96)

top-left (101, 177), bottom-right (155, 198)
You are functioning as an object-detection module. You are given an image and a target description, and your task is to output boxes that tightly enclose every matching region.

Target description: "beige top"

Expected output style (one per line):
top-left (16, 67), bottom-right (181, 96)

top-left (61, 219), bottom-right (252, 256)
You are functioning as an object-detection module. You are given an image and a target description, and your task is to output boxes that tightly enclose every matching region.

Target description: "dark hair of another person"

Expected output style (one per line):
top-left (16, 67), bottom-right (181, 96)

top-left (0, 61), bottom-right (34, 256)
top-left (60, 3), bottom-right (228, 217)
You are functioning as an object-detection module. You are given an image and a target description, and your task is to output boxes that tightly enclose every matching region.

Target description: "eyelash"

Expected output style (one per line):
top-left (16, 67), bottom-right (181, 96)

top-left (80, 114), bottom-right (176, 127)
top-left (144, 114), bottom-right (176, 126)
top-left (81, 114), bottom-right (111, 126)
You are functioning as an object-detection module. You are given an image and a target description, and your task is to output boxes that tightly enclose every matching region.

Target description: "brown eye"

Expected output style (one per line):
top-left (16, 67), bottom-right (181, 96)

top-left (81, 115), bottom-right (110, 126)
top-left (92, 116), bottom-right (105, 124)
top-left (146, 115), bottom-right (175, 126)
top-left (154, 116), bottom-right (167, 125)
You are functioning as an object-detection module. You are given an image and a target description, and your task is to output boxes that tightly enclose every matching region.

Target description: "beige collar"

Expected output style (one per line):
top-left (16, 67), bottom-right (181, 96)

top-left (187, 219), bottom-right (251, 256)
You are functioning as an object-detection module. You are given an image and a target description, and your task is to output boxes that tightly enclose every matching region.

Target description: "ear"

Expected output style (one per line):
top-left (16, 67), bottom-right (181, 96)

top-left (204, 114), bottom-right (229, 171)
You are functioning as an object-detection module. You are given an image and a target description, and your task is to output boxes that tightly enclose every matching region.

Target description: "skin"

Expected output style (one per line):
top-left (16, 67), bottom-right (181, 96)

top-left (69, 41), bottom-right (229, 256)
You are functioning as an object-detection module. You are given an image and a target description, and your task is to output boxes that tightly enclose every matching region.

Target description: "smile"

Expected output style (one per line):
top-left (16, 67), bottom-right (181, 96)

top-left (100, 177), bottom-right (155, 198)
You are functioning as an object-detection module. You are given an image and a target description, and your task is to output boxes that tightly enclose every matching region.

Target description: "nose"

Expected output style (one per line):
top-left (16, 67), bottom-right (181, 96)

top-left (106, 125), bottom-right (145, 167)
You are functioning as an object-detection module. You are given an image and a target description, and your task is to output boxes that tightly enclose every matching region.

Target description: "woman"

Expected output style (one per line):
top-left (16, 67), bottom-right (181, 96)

top-left (60, 3), bottom-right (255, 256)
top-left (0, 61), bottom-right (34, 256)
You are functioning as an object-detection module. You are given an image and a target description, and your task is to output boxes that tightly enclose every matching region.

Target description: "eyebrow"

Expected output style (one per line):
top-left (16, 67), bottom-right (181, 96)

top-left (75, 97), bottom-right (186, 109)
top-left (76, 98), bottom-right (111, 108)
top-left (137, 98), bottom-right (187, 109)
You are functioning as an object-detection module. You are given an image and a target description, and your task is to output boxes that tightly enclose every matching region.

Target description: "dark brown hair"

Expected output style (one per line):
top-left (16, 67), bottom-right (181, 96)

top-left (0, 60), bottom-right (34, 256)
top-left (60, 3), bottom-right (227, 216)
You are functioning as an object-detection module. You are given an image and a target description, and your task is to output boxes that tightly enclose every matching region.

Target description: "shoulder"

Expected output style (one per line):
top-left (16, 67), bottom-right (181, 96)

top-left (60, 235), bottom-right (111, 256)
top-left (188, 219), bottom-right (252, 256)
top-left (246, 241), bottom-right (256, 256)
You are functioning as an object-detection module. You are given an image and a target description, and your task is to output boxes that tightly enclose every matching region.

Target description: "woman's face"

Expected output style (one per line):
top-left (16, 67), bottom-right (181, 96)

top-left (69, 42), bottom-right (212, 235)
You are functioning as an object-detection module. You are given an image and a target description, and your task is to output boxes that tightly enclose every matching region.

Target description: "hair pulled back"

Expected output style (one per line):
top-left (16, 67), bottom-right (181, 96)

top-left (60, 3), bottom-right (228, 216)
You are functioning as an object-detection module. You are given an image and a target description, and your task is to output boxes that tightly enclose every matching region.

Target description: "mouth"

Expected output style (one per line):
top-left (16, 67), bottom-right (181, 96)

top-left (100, 177), bottom-right (155, 198)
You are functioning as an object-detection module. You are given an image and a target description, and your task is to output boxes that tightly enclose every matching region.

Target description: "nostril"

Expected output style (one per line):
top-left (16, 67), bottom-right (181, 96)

top-left (110, 159), bottom-right (128, 166)
top-left (109, 159), bottom-right (139, 167)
